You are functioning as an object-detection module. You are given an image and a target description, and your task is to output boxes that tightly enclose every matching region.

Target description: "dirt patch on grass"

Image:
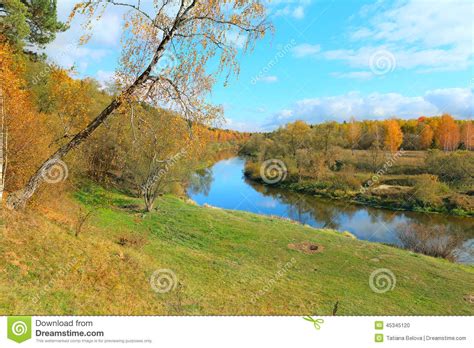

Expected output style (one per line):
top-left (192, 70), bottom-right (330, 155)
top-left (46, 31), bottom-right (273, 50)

top-left (116, 233), bottom-right (148, 248)
top-left (463, 294), bottom-right (474, 304)
top-left (371, 184), bottom-right (412, 197)
top-left (288, 241), bottom-right (324, 254)
top-left (118, 204), bottom-right (142, 212)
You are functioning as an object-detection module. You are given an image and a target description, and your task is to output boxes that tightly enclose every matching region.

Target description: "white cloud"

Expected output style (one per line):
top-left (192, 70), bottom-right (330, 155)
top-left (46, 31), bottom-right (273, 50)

top-left (45, 39), bottom-right (109, 72)
top-left (292, 6), bottom-right (305, 19)
top-left (95, 70), bottom-right (116, 88)
top-left (90, 13), bottom-right (122, 47)
top-left (292, 44), bottom-right (320, 57)
top-left (269, 0), bottom-right (311, 20)
top-left (321, 45), bottom-right (471, 73)
top-left (44, 0), bottom-right (124, 71)
top-left (294, 0), bottom-right (473, 73)
top-left (424, 88), bottom-right (474, 118)
top-left (330, 71), bottom-right (374, 80)
top-left (352, 0), bottom-right (471, 49)
top-left (257, 75), bottom-right (278, 83)
top-left (265, 88), bottom-right (473, 128)
top-left (225, 117), bottom-right (263, 132)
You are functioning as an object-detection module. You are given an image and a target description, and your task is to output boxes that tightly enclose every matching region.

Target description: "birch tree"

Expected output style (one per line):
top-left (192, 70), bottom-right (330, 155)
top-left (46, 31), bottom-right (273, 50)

top-left (7, 0), bottom-right (269, 209)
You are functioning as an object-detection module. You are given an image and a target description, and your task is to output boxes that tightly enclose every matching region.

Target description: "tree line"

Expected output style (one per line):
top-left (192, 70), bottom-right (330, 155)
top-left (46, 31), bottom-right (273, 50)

top-left (243, 116), bottom-right (472, 157)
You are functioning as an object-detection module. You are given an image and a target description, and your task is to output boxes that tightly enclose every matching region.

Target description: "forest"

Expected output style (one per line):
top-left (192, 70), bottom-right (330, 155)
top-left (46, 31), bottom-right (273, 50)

top-left (241, 118), bottom-right (474, 216)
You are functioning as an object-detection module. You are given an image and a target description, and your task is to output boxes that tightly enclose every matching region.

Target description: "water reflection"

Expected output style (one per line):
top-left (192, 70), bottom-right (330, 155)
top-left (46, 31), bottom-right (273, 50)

top-left (188, 167), bottom-right (213, 196)
top-left (188, 157), bottom-right (474, 263)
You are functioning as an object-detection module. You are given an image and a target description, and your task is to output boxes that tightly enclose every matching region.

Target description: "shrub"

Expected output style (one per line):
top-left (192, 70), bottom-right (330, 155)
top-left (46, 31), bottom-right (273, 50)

top-left (444, 194), bottom-right (474, 212)
top-left (239, 134), bottom-right (266, 157)
top-left (426, 150), bottom-right (474, 184)
top-left (243, 161), bottom-right (261, 180)
top-left (410, 174), bottom-right (449, 206)
top-left (397, 223), bottom-right (464, 261)
top-left (327, 168), bottom-right (362, 192)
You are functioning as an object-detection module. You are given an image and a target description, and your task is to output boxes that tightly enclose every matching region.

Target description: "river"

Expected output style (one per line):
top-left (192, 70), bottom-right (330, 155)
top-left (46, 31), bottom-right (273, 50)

top-left (187, 157), bottom-right (474, 264)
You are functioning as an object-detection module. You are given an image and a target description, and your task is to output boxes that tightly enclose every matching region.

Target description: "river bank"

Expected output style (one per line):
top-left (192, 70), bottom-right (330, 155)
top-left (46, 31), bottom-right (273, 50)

top-left (188, 157), bottom-right (474, 264)
top-left (2, 182), bottom-right (473, 315)
top-left (243, 158), bottom-right (474, 218)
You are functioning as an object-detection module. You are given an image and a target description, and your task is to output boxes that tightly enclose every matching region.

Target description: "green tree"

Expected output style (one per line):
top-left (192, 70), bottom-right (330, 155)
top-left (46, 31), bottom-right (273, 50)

top-left (0, 0), bottom-right (65, 48)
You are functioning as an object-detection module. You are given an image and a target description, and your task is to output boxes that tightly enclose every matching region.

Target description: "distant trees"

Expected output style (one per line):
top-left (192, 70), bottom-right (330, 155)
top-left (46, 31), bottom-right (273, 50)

top-left (367, 122), bottom-right (383, 172)
top-left (245, 116), bottom-right (469, 156)
top-left (241, 116), bottom-right (472, 195)
top-left (203, 127), bottom-right (250, 144)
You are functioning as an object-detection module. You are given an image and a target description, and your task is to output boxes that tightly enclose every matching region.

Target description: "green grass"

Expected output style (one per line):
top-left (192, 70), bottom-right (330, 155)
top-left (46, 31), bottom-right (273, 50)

top-left (1, 183), bottom-right (473, 315)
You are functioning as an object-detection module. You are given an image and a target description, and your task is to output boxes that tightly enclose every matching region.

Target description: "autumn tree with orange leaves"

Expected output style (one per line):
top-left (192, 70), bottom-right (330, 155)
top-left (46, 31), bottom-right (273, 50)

top-left (435, 114), bottom-right (460, 151)
top-left (384, 119), bottom-right (403, 153)
top-left (418, 123), bottom-right (434, 150)
top-left (0, 42), bottom-right (50, 195)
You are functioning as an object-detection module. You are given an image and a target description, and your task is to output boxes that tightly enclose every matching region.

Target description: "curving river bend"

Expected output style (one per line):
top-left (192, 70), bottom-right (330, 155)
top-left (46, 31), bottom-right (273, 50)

top-left (188, 157), bottom-right (474, 264)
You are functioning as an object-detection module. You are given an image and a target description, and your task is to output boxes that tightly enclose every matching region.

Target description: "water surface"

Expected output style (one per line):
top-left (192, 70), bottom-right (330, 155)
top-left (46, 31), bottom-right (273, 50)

top-left (188, 157), bottom-right (474, 264)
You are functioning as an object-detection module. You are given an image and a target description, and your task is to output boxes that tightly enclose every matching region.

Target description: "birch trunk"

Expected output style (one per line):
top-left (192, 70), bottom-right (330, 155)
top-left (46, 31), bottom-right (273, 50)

top-left (0, 89), bottom-right (6, 203)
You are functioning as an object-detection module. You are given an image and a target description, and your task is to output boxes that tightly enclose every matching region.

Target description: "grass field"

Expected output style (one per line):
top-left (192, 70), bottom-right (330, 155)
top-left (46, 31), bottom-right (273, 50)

top-left (1, 183), bottom-right (473, 315)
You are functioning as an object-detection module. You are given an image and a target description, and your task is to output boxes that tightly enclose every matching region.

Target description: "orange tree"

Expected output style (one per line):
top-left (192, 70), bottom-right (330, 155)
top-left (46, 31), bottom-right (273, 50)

top-left (0, 42), bottom-right (50, 195)
top-left (383, 119), bottom-right (403, 153)
top-left (435, 114), bottom-right (460, 151)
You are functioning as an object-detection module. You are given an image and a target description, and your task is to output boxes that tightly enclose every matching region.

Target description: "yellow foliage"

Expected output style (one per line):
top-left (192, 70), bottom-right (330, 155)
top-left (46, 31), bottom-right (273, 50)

top-left (0, 42), bottom-right (51, 193)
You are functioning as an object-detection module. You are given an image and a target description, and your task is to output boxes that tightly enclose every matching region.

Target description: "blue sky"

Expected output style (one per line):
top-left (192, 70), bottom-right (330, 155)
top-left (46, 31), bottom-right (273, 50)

top-left (47, 0), bottom-right (473, 131)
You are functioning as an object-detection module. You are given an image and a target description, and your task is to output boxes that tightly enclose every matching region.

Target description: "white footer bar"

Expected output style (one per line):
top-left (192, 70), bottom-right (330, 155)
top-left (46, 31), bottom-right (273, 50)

top-left (1, 316), bottom-right (472, 347)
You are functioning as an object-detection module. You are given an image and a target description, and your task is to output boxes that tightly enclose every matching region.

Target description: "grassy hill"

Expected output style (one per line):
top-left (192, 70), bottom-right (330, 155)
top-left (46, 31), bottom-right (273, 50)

top-left (1, 184), bottom-right (473, 315)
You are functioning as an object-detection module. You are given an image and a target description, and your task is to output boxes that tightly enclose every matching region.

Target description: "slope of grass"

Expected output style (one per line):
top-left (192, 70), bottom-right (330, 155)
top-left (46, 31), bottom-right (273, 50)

top-left (1, 184), bottom-right (473, 315)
